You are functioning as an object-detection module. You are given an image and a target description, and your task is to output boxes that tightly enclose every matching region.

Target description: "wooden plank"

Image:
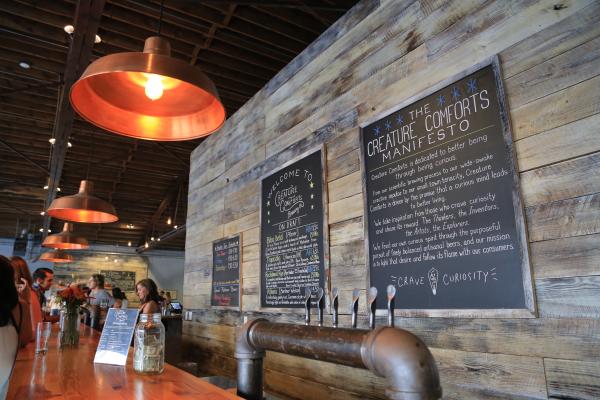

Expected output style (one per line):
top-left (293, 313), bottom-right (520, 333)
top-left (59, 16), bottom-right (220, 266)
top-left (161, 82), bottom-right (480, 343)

top-left (545, 358), bottom-right (600, 400)
top-left (505, 35), bottom-right (600, 108)
top-left (531, 233), bottom-right (600, 279)
top-left (242, 244), bottom-right (259, 262)
top-left (330, 239), bottom-right (365, 268)
top-left (242, 227), bottom-right (259, 246)
top-left (327, 170), bottom-right (362, 203)
top-left (526, 193), bottom-right (600, 242)
top-left (433, 348), bottom-right (547, 399)
top-left (329, 216), bottom-right (363, 247)
top-left (186, 213), bottom-right (223, 249)
top-left (222, 180), bottom-right (259, 224)
top-left (500, 1), bottom-right (600, 78)
top-left (516, 113), bottom-right (600, 172)
top-left (328, 192), bottom-right (363, 224)
top-left (359, 0), bottom-right (591, 128)
top-left (265, 352), bottom-right (386, 400)
top-left (327, 148), bottom-right (360, 182)
top-left (265, 367), bottom-right (368, 400)
top-left (536, 275), bottom-right (600, 318)
top-left (242, 258), bottom-right (259, 279)
top-left (520, 151), bottom-right (600, 207)
top-left (511, 74), bottom-right (600, 141)
top-left (223, 211), bottom-right (259, 237)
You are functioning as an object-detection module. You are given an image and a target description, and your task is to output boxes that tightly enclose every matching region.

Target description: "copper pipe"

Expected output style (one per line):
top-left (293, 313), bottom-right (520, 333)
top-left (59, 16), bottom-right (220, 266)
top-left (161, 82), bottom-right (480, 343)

top-left (236, 319), bottom-right (441, 400)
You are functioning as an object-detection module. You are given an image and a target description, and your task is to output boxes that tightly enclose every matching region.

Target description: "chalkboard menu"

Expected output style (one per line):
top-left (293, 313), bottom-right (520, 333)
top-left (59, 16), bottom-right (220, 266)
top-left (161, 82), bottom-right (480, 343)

top-left (361, 61), bottom-right (533, 314)
top-left (260, 149), bottom-right (326, 308)
top-left (211, 236), bottom-right (241, 308)
top-left (101, 270), bottom-right (136, 292)
top-left (94, 308), bottom-right (139, 365)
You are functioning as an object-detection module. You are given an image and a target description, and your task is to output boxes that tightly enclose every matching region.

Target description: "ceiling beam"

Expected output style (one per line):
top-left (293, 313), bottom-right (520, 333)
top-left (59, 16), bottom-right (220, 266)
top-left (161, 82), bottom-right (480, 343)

top-left (136, 224), bottom-right (186, 253)
top-left (42, 0), bottom-right (106, 236)
top-left (138, 175), bottom-right (187, 247)
top-left (0, 138), bottom-right (49, 174)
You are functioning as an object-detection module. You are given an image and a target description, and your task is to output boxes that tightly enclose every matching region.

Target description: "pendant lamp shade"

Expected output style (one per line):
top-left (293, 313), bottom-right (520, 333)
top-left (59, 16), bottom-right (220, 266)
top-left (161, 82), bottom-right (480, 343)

top-left (70, 36), bottom-right (226, 141)
top-left (42, 222), bottom-right (89, 250)
top-left (40, 250), bottom-right (73, 263)
top-left (47, 180), bottom-right (118, 224)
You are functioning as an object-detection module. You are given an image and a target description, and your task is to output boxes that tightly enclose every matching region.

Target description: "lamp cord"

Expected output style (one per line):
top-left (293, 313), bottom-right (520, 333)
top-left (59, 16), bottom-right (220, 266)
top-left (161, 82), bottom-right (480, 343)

top-left (157, 0), bottom-right (165, 36)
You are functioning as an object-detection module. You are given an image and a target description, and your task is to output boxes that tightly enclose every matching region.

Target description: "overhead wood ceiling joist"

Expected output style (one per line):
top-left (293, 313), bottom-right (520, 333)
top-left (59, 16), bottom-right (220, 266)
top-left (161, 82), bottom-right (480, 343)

top-left (42, 0), bottom-right (106, 236)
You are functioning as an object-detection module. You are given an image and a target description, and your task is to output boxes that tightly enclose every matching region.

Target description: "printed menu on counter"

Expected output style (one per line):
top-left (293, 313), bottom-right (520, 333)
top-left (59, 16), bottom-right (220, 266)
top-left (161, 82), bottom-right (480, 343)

top-left (260, 149), bottom-right (326, 308)
top-left (211, 236), bottom-right (241, 308)
top-left (94, 308), bottom-right (140, 365)
top-left (361, 62), bottom-right (532, 312)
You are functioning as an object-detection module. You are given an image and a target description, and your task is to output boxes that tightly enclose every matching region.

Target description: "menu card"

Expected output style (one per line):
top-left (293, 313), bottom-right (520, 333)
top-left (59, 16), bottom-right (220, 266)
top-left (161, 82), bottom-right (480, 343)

top-left (94, 308), bottom-right (140, 365)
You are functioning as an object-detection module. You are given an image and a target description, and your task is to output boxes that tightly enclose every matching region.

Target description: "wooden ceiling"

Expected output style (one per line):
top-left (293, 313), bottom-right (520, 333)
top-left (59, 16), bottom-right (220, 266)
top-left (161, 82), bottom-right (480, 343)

top-left (0, 0), bottom-right (358, 251)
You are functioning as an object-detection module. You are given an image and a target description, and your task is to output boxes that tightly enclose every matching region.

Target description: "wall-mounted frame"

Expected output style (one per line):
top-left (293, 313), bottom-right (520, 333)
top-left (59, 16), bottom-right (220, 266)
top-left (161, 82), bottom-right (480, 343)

top-left (359, 56), bottom-right (535, 318)
top-left (211, 234), bottom-right (242, 310)
top-left (259, 146), bottom-right (329, 311)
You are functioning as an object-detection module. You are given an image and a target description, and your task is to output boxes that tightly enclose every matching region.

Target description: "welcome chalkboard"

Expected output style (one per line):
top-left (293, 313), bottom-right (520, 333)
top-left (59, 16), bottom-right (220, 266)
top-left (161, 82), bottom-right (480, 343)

top-left (101, 270), bottom-right (136, 292)
top-left (211, 236), bottom-right (241, 308)
top-left (361, 60), bottom-right (534, 316)
top-left (260, 148), bottom-right (326, 308)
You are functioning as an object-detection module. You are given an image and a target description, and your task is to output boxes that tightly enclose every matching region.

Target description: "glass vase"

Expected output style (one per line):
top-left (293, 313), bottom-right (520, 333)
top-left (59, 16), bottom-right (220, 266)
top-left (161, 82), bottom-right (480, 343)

top-left (59, 306), bottom-right (80, 347)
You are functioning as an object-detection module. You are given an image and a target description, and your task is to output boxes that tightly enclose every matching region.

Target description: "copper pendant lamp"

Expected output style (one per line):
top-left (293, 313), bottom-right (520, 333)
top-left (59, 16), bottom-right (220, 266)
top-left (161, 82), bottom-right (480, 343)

top-left (40, 250), bottom-right (73, 263)
top-left (47, 180), bottom-right (118, 224)
top-left (42, 222), bottom-right (89, 250)
top-left (69, 36), bottom-right (226, 141)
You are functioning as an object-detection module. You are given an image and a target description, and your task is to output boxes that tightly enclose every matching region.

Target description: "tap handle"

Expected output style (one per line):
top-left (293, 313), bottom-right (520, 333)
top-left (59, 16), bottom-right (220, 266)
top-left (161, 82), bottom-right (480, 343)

top-left (351, 288), bottom-right (360, 328)
top-left (331, 287), bottom-right (339, 328)
top-left (304, 287), bottom-right (312, 326)
top-left (316, 288), bottom-right (324, 327)
top-left (386, 285), bottom-right (396, 327)
top-left (367, 287), bottom-right (378, 330)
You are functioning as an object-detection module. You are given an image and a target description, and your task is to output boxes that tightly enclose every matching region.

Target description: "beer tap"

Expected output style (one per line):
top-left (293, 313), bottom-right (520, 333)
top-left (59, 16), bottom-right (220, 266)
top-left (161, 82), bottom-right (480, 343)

top-left (367, 287), bottom-right (378, 330)
top-left (304, 287), bottom-right (312, 326)
top-left (350, 288), bottom-right (360, 329)
top-left (387, 285), bottom-right (396, 327)
top-left (316, 288), bottom-right (324, 327)
top-left (331, 287), bottom-right (339, 328)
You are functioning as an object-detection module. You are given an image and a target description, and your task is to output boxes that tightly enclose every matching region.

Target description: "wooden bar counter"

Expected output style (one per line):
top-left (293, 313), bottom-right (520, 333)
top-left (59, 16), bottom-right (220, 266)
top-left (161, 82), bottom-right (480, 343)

top-left (8, 324), bottom-right (241, 400)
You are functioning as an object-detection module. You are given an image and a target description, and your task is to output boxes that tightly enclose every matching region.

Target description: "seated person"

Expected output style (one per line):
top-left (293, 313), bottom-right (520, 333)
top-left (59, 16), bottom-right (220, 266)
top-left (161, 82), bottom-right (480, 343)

top-left (111, 287), bottom-right (129, 309)
top-left (136, 279), bottom-right (161, 314)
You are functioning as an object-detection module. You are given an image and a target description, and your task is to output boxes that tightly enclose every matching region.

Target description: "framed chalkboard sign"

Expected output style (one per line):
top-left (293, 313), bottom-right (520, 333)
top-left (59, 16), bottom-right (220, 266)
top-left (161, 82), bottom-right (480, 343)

top-left (100, 270), bottom-right (136, 292)
top-left (360, 57), bottom-right (535, 317)
top-left (211, 235), bottom-right (242, 309)
top-left (260, 147), bottom-right (328, 309)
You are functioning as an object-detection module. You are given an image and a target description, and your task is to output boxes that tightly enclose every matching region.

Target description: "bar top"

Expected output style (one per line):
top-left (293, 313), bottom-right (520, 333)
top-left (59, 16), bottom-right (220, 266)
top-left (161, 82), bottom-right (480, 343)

top-left (8, 324), bottom-right (241, 399)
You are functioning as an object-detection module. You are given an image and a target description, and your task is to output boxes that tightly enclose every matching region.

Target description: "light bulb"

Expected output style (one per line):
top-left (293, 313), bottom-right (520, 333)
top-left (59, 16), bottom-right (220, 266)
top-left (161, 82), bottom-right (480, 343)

top-left (127, 241), bottom-right (131, 247)
top-left (144, 242), bottom-right (149, 248)
top-left (145, 75), bottom-right (163, 100)
top-left (167, 216), bottom-right (171, 225)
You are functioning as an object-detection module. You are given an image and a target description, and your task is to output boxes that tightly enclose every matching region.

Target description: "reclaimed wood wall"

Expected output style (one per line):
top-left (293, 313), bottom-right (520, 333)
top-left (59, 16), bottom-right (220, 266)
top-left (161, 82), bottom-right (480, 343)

top-left (183, 1), bottom-right (600, 398)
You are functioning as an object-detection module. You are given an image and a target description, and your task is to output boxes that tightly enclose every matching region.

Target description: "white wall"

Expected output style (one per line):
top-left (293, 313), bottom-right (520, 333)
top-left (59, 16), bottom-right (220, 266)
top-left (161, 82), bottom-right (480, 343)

top-left (146, 250), bottom-right (185, 300)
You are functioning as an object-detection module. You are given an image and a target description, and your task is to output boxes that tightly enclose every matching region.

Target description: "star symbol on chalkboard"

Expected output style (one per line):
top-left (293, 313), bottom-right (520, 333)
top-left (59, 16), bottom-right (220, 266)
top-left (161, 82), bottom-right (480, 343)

top-left (437, 94), bottom-right (445, 106)
top-left (467, 78), bottom-right (477, 93)
top-left (267, 211), bottom-right (270, 215)
top-left (396, 114), bottom-right (403, 125)
top-left (267, 219), bottom-right (270, 223)
top-left (309, 182), bottom-right (314, 189)
top-left (451, 86), bottom-right (461, 100)
top-left (311, 205), bottom-right (314, 210)
top-left (373, 126), bottom-right (381, 136)
top-left (310, 194), bottom-right (314, 199)
top-left (266, 201), bottom-right (270, 206)
top-left (384, 120), bottom-right (392, 130)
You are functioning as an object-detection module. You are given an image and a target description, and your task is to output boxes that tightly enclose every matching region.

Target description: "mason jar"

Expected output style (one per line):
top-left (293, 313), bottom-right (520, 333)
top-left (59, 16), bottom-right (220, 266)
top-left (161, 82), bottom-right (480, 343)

top-left (133, 313), bottom-right (165, 374)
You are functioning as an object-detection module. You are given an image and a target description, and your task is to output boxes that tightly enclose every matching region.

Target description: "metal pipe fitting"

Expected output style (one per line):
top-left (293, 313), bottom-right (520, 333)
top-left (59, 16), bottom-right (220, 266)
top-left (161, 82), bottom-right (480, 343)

top-left (235, 319), bottom-right (441, 400)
